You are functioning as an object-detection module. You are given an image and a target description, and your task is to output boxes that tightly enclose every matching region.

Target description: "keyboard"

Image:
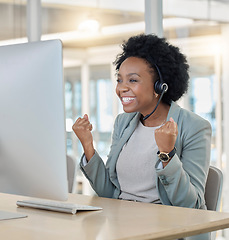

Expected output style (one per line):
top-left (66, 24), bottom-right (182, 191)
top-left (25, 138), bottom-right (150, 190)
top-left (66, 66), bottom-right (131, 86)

top-left (16, 199), bottom-right (102, 214)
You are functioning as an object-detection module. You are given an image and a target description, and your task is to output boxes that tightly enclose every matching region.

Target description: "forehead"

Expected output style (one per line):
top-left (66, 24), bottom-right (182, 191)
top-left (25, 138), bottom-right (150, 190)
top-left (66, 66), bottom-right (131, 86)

top-left (118, 57), bottom-right (154, 77)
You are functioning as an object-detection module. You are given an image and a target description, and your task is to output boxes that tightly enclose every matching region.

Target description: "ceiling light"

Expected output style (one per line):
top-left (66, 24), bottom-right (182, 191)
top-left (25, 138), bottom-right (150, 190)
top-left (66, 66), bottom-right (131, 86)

top-left (78, 19), bottom-right (100, 34)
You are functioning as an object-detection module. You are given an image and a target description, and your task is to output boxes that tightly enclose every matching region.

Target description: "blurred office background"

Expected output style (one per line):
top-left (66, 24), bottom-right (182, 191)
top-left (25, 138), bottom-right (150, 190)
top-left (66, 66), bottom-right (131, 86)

top-left (1, 0), bottom-right (229, 238)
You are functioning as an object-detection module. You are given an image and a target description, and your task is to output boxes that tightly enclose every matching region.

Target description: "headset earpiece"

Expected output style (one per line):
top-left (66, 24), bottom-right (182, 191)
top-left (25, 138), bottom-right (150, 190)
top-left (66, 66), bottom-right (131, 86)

top-left (154, 81), bottom-right (168, 95)
top-left (142, 64), bottom-right (168, 121)
top-left (154, 80), bottom-right (162, 95)
top-left (153, 63), bottom-right (168, 95)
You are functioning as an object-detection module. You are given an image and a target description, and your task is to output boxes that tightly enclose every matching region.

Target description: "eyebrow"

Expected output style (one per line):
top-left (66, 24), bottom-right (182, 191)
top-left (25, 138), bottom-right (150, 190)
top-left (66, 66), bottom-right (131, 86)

top-left (117, 72), bottom-right (140, 77)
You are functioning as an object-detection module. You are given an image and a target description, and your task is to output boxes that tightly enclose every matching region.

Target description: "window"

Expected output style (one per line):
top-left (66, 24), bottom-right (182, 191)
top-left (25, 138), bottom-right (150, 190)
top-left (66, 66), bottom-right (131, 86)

top-left (89, 65), bottom-right (113, 160)
top-left (188, 56), bottom-right (219, 166)
top-left (64, 67), bottom-right (82, 157)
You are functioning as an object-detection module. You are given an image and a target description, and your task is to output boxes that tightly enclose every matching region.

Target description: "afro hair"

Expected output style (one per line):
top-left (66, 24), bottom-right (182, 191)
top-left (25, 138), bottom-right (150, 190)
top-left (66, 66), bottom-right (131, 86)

top-left (114, 34), bottom-right (189, 105)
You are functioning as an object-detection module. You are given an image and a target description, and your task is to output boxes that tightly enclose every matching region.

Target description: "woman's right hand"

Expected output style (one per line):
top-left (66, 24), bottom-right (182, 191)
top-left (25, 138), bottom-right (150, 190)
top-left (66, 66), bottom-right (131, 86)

top-left (72, 114), bottom-right (95, 161)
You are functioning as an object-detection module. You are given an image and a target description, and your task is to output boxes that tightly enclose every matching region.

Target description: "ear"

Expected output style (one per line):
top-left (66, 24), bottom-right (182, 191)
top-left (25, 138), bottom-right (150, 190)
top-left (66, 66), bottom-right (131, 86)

top-left (154, 91), bottom-right (159, 98)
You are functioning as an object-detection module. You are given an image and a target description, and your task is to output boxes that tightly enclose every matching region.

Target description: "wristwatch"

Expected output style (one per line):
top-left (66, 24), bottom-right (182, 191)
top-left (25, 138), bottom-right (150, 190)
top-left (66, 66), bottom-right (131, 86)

top-left (157, 147), bottom-right (176, 163)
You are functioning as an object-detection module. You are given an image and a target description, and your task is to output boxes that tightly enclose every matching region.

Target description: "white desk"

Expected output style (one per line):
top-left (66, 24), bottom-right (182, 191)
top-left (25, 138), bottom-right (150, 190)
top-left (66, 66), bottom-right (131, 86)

top-left (1, 192), bottom-right (229, 240)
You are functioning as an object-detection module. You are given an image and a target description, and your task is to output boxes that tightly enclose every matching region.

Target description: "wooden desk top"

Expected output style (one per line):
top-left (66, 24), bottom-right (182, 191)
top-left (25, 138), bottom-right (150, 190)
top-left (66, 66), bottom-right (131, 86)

top-left (1, 192), bottom-right (229, 240)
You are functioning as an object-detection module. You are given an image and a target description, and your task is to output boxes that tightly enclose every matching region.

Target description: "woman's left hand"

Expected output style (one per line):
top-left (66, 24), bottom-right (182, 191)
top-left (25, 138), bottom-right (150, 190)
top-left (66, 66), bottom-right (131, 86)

top-left (155, 117), bottom-right (178, 153)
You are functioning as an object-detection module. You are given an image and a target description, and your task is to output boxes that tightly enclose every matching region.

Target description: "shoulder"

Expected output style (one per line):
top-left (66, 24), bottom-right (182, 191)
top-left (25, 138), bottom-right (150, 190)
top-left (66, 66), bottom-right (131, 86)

top-left (169, 102), bottom-right (212, 141)
top-left (181, 108), bottom-right (211, 132)
top-left (169, 101), bottom-right (211, 130)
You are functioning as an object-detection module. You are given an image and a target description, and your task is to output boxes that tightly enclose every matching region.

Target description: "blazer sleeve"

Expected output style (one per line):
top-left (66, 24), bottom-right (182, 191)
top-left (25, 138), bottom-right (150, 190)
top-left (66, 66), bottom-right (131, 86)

top-left (156, 115), bottom-right (212, 209)
top-left (79, 114), bottom-right (122, 198)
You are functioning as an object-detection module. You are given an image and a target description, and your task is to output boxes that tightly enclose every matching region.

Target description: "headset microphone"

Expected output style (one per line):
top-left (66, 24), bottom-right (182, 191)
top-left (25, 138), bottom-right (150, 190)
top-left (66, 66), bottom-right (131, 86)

top-left (143, 83), bottom-right (168, 121)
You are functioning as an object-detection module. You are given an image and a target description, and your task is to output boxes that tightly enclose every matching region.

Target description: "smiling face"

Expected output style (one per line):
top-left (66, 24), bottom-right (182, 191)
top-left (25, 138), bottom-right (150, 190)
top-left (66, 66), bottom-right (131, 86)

top-left (116, 57), bottom-right (158, 116)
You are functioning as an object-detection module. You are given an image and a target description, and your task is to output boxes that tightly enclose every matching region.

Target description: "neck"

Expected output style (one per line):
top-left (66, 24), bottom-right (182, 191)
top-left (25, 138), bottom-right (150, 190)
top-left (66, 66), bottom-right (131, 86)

top-left (142, 102), bottom-right (170, 127)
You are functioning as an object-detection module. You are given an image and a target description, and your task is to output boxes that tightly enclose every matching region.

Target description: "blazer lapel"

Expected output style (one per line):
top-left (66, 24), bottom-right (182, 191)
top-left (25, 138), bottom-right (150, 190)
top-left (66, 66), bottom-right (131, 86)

top-left (116, 112), bottom-right (141, 152)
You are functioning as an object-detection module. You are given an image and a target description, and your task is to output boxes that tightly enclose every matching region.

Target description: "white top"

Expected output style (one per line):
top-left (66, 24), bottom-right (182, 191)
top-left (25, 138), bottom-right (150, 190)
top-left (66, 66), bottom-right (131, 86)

top-left (116, 121), bottom-right (161, 203)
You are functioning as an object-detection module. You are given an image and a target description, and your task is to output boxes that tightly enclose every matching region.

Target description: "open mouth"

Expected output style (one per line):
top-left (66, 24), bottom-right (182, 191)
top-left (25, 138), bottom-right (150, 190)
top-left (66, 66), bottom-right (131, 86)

top-left (121, 97), bottom-right (135, 104)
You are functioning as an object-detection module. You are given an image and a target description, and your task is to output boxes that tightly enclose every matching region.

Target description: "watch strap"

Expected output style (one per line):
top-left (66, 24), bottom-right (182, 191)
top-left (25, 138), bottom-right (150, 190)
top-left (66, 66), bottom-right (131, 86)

top-left (168, 147), bottom-right (176, 158)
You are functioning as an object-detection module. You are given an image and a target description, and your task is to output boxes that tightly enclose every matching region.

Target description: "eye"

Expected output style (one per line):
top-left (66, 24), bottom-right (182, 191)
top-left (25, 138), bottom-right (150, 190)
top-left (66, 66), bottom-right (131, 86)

top-left (129, 79), bottom-right (137, 83)
top-left (116, 78), bottom-right (122, 83)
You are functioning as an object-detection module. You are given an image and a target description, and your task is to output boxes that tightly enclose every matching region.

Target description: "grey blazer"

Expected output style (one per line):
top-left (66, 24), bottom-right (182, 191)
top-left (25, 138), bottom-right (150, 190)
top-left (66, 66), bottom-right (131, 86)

top-left (80, 101), bottom-right (212, 209)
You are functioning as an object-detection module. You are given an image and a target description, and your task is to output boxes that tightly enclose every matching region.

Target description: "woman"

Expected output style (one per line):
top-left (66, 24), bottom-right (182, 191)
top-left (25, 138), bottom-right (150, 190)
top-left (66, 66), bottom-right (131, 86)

top-left (72, 34), bottom-right (211, 210)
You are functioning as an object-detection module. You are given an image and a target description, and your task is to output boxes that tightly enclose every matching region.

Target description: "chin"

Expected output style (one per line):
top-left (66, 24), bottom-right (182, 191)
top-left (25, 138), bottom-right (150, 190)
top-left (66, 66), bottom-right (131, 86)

top-left (123, 108), bottom-right (136, 113)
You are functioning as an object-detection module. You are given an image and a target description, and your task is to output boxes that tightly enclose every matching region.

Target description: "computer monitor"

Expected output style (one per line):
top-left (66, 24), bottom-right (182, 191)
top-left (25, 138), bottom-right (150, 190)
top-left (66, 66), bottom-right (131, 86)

top-left (0, 40), bottom-right (68, 201)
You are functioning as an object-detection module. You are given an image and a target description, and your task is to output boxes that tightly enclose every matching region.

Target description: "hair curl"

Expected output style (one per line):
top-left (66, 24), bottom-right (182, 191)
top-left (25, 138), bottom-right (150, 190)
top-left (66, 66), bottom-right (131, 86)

top-left (114, 34), bottom-right (189, 105)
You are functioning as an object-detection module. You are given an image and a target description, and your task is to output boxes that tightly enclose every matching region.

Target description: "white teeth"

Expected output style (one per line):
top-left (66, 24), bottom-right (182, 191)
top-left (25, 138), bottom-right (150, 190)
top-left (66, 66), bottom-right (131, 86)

top-left (122, 97), bottom-right (135, 103)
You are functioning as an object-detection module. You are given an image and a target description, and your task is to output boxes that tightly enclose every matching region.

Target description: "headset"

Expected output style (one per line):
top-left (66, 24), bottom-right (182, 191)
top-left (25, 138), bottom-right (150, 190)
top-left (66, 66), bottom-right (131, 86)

top-left (143, 63), bottom-right (168, 121)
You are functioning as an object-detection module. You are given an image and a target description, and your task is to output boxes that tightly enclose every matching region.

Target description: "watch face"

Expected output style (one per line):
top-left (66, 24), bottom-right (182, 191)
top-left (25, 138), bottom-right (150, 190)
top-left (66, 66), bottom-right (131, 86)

top-left (159, 153), bottom-right (169, 161)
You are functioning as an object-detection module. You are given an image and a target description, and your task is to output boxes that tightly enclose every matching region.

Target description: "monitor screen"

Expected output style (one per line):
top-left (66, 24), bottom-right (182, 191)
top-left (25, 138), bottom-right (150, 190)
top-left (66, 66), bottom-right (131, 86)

top-left (0, 40), bottom-right (68, 201)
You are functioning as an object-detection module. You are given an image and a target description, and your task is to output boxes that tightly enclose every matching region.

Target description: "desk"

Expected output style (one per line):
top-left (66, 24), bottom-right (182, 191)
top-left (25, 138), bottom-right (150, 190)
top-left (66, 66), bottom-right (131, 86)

top-left (1, 192), bottom-right (229, 240)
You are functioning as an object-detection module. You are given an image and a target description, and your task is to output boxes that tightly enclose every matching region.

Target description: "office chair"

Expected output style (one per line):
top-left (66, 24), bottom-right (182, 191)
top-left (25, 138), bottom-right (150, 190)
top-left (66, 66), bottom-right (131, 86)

top-left (66, 155), bottom-right (77, 193)
top-left (204, 165), bottom-right (223, 211)
top-left (180, 167), bottom-right (223, 240)
top-left (204, 166), bottom-right (223, 240)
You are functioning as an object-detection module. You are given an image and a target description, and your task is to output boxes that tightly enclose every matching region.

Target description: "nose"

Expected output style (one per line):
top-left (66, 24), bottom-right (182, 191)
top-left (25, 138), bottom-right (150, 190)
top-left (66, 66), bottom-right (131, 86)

top-left (117, 81), bottom-right (129, 93)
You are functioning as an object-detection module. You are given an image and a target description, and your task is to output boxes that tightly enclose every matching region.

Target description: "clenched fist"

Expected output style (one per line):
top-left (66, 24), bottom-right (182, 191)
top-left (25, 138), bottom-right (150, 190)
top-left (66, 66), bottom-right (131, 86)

top-left (72, 114), bottom-right (95, 161)
top-left (155, 117), bottom-right (178, 154)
